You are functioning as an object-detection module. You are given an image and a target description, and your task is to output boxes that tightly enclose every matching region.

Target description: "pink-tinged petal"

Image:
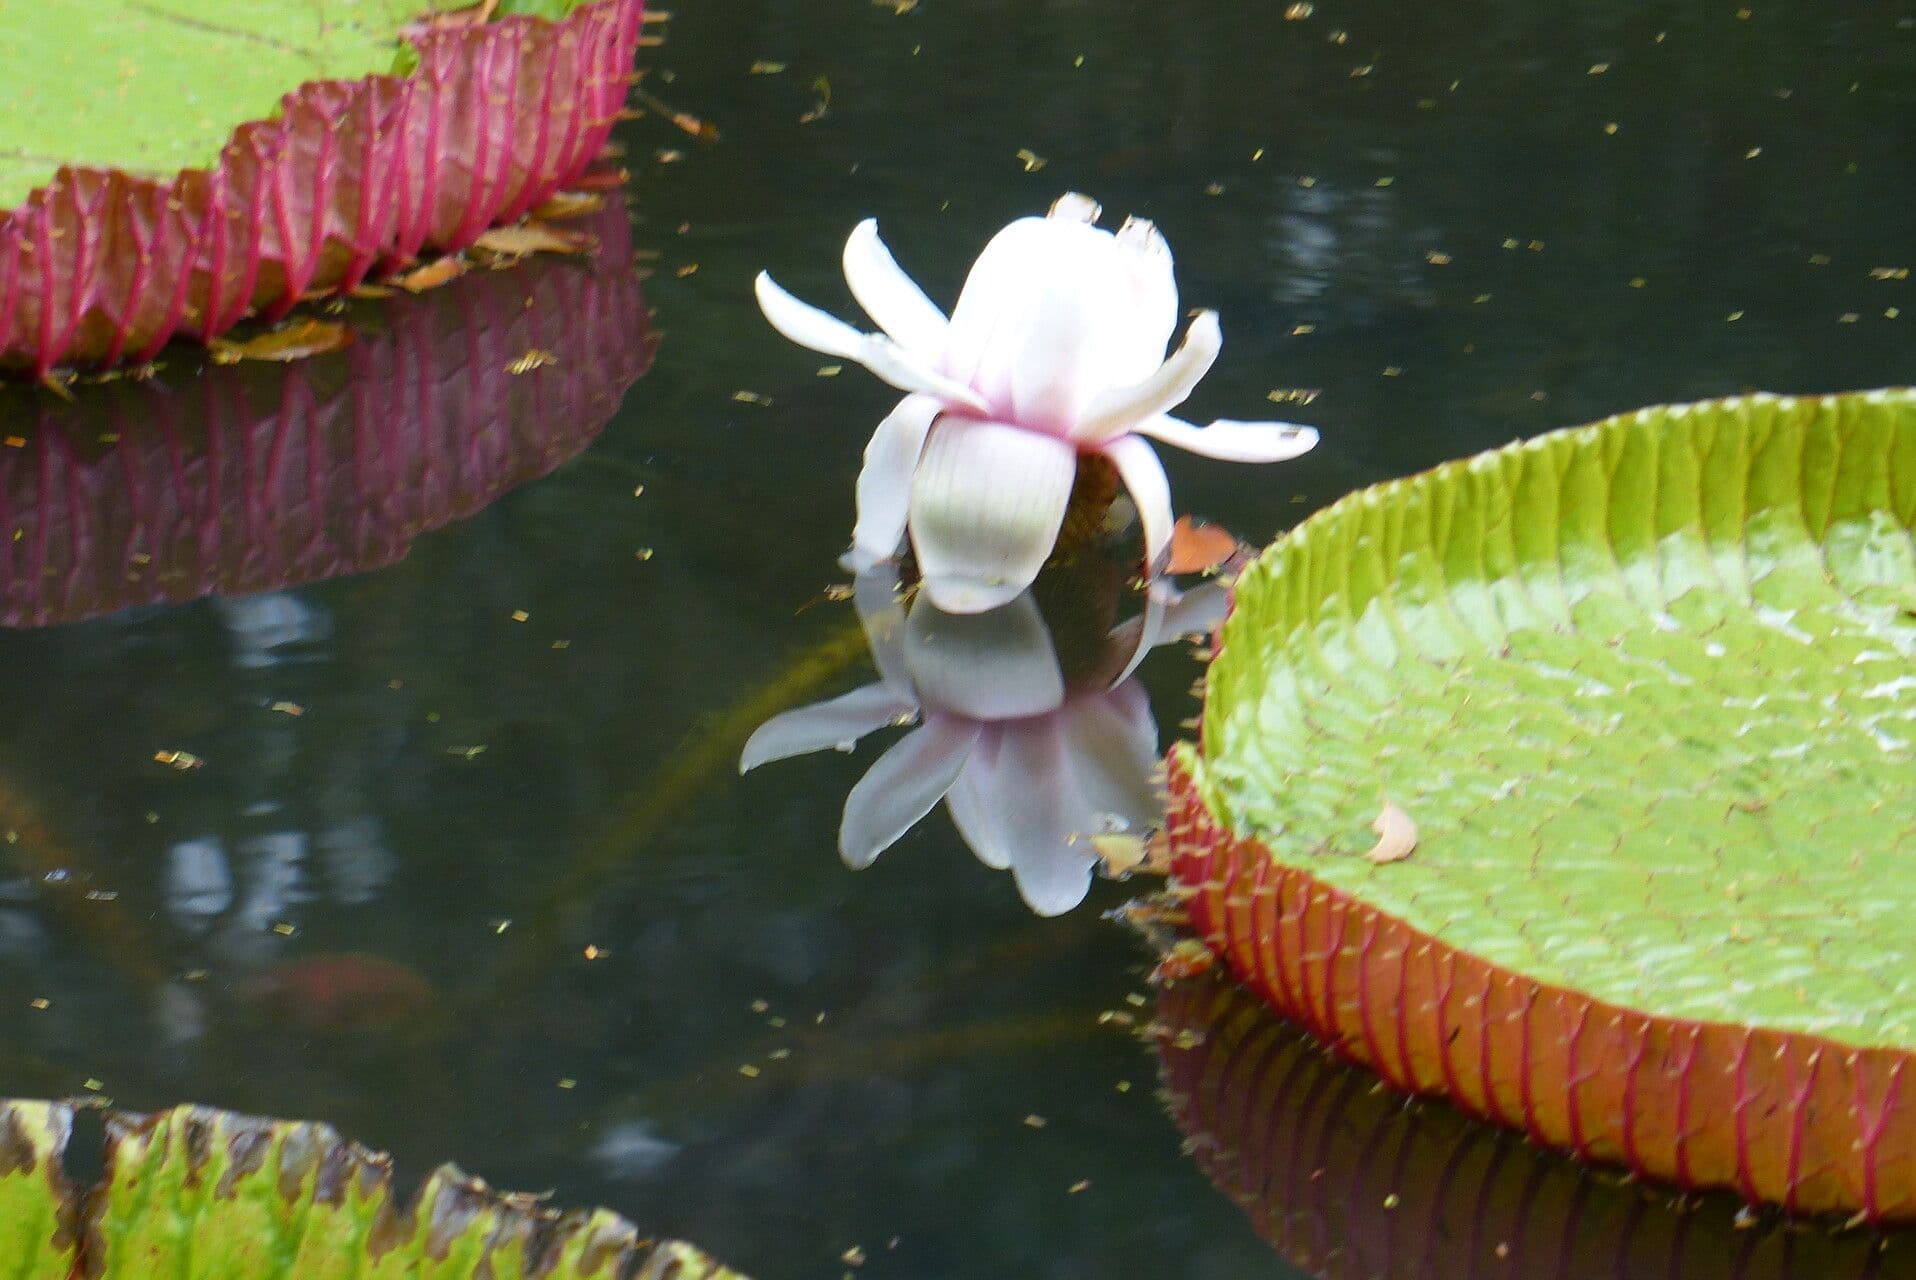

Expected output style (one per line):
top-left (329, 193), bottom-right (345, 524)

top-left (1108, 577), bottom-right (1232, 685)
top-left (944, 724), bottom-right (1098, 916)
top-left (903, 590), bottom-right (1065, 721)
top-left (838, 717), bottom-right (979, 869)
top-left (842, 219), bottom-right (949, 355)
top-left (909, 419), bottom-right (1077, 614)
top-left (1102, 434), bottom-right (1174, 580)
top-left (1055, 684), bottom-right (1160, 831)
top-left (851, 394), bottom-right (942, 565)
top-left (755, 272), bottom-right (990, 413)
top-left (739, 684), bottom-right (920, 773)
top-left (1136, 413), bottom-right (1320, 462)
top-left (1048, 192), bottom-right (1103, 223)
top-left (1074, 310), bottom-right (1222, 442)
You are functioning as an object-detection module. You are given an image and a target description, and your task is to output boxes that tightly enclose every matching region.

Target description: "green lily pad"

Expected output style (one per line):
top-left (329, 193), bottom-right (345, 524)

top-left (0, 1098), bottom-right (744, 1278)
top-left (1171, 389), bottom-right (1915, 1217)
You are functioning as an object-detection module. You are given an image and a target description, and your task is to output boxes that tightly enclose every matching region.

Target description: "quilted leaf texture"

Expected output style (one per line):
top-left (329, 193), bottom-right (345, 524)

top-left (1171, 390), bottom-right (1916, 1219)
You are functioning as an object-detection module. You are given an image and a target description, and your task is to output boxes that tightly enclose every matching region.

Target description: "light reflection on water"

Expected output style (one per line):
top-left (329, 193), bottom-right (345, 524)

top-left (0, 1), bottom-right (1908, 1277)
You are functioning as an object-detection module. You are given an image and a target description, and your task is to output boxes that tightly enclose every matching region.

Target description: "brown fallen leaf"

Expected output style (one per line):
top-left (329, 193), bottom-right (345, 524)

top-left (1364, 796), bottom-right (1418, 864)
top-left (472, 222), bottom-right (590, 258)
top-left (1167, 515), bottom-right (1242, 575)
top-left (395, 257), bottom-right (469, 293)
top-left (531, 191), bottom-right (607, 221)
top-left (208, 318), bottom-right (353, 365)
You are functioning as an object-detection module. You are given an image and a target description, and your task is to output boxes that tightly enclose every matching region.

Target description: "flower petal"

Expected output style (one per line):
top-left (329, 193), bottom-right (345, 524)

top-left (1136, 414), bottom-right (1321, 462)
top-left (755, 272), bottom-right (990, 413)
top-left (842, 220), bottom-right (950, 355)
top-left (838, 717), bottom-right (979, 869)
top-left (851, 395), bottom-right (942, 564)
top-left (1074, 310), bottom-right (1222, 442)
top-left (1102, 434), bottom-right (1174, 580)
top-left (1055, 683), bottom-right (1160, 831)
top-left (944, 725), bottom-right (1098, 916)
top-left (909, 419), bottom-right (1077, 613)
top-left (903, 589), bottom-right (1065, 721)
top-left (739, 684), bottom-right (920, 773)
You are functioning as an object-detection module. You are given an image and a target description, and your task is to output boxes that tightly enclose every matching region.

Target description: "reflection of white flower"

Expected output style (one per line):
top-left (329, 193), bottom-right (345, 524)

top-left (739, 569), bottom-right (1224, 916)
top-left (755, 193), bottom-right (1318, 613)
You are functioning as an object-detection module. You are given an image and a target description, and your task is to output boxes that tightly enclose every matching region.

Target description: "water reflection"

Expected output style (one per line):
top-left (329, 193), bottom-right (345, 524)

top-left (742, 531), bottom-right (1224, 915)
top-left (1153, 968), bottom-right (1915, 1280)
top-left (0, 196), bottom-right (654, 629)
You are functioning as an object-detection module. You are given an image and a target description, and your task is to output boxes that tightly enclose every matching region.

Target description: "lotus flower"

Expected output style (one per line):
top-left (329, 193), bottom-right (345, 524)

top-left (754, 193), bottom-right (1319, 613)
top-left (739, 560), bottom-right (1225, 916)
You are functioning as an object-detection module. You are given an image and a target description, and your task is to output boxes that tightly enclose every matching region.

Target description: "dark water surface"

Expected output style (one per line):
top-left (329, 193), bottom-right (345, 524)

top-left (1, 2), bottom-right (1913, 1277)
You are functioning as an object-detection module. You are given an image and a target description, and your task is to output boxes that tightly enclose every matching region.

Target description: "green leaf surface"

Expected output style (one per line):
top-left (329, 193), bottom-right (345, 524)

top-left (0, 0), bottom-right (584, 210)
top-left (0, 1099), bottom-right (745, 1279)
top-left (1188, 390), bottom-right (1916, 1048)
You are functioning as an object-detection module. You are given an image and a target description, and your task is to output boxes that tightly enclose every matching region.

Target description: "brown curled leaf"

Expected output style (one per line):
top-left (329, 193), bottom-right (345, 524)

top-left (1364, 796), bottom-right (1417, 864)
top-left (207, 319), bottom-right (353, 365)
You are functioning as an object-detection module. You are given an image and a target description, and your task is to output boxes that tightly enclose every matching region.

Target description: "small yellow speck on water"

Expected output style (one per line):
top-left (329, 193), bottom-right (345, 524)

top-left (1284, 1), bottom-right (1312, 16)
top-left (1726, 310), bottom-right (1744, 321)
top-left (154, 750), bottom-right (204, 771)
top-left (1023, 1114), bottom-right (1048, 1129)
top-left (1073, 54), bottom-right (1084, 67)
top-left (4, 437), bottom-right (24, 448)
top-left (1869, 266), bottom-right (1910, 280)
top-left (1297, 175), bottom-right (1317, 187)
top-left (749, 60), bottom-right (786, 74)
top-left (1374, 176), bottom-right (1394, 187)
top-left (1383, 365), bottom-right (1404, 377)
top-left (1251, 147), bottom-right (1265, 161)
top-left (1016, 148), bottom-right (1048, 172)
top-left (507, 350), bottom-right (557, 375)
top-left (1530, 390), bottom-right (1549, 401)
top-left (492, 919), bottom-right (512, 934)
top-left (584, 945), bottom-right (607, 960)
top-left (655, 148), bottom-right (684, 163)
top-left (1204, 182), bottom-right (1226, 196)
top-left (551, 639), bottom-right (571, 650)
top-left (1809, 253), bottom-right (1832, 265)
top-left (1527, 239), bottom-right (1545, 251)
top-left (841, 1247), bottom-right (867, 1266)
top-left (1115, 1080), bottom-right (1132, 1092)
top-left (1417, 98), bottom-right (1437, 110)
top-left (1629, 276), bottom-right (1647, 288)
top-left (1838, 313), bottom-right (1861, 323)
top-left (427, 712), bottom-right (441, 723)
top-left (1290, 324), bottom-right (1316, 336)
top-left (1426, 250), bottom-right (1452, 265)
top-left (1888, 308), bottom-right (1901, 319)
top-left (272, 922), bottom-right (297, 937)
top-left (1349, 64), bottom-right (1373, 78)
top-left (817, 364), bottom-right (843, 377)
top-left (1587, 62), bottom-right (1609, 74)
top-left (635, 547), bottom-right (655, 561)
top-left (269, 702), bottom-right (303, 716)
top-left (84, 1079), bottom-right (104, 1092)
top-left (738, 1064), bottom-right (761, 1078)
top-left (558, 1078), bottom-right (577, 1090)
top-left (1502, 237), bottom-right (1520, 249)
top-left (733, 390), bottom-right (771, 404)
top-left (1069, 1180), bottom-right (1091, 1194)
top-left (768, 1015), bottom-right (788, 1028)
top-left (1125, 992), bottom-right (1149, 1008)
top-left (1328, 28), bottom-right (1348, 44)
top-left (1384, 1193), bottom-right (1402, 1209)
top-left (751, 999), bottom-right (771, 1013)
top-left (675, 263), bottom-right (700, 278)
top-left (1745, 147), bottom-right (1762, 159)
top-left (511, 610), bottom-right (530, 622)
top-left (1604, 122), bottom-right (1619, 135)
top-left (1654, 30), bottom-right (1666, 41)
top-left (144, 812), bottom-right (159, 824)
top-left (1735, 7), bottom-right (1751, 17)
top-left (29, 998), bottom-right (49, 1011)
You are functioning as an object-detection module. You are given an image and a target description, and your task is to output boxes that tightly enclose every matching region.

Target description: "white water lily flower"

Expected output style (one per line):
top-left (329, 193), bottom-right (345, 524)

top-left (755, 193), bottom-right (1319, 613)
top-left (738, 565), bottom-right (1225, 916)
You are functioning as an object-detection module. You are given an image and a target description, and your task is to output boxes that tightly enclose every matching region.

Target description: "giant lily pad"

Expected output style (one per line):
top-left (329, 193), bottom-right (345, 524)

top-left (1169, 390), bottom-right (1916, 1219)
top-left (0, 0), bottom-right (644, 374)
top-left (0, 1098), bottom-right (743, 1276)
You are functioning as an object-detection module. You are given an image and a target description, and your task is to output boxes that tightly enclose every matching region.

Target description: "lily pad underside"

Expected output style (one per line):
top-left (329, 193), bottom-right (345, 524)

top-left (1171, 390), bottom-right (1916, 1219)
top-left (0, 0), bottom-right (643, 374)
top-left (0, 1099), bottom-right (743, 1277)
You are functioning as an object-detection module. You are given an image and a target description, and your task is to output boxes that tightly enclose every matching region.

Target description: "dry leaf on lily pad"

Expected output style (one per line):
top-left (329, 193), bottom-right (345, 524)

top-left (533, 190), bottom-right (609, 221)
top-left (1363, 796), bottom-right (1417, 864)
top-left (207, 319), bottom-right (353, 364)
top-left (1167, 515), bottom-right (1243, 575)
top-left (474, 222), bottom-right (594, 258)
top-left (0, 1098), bottom-right (747, 1278)
top-left (397, 256), bottom-right (473, 293)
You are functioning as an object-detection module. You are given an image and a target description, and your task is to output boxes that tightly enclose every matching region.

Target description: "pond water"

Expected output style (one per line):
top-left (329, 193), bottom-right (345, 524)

top-left (0, 2), bottom-right (1913, 1277)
